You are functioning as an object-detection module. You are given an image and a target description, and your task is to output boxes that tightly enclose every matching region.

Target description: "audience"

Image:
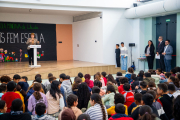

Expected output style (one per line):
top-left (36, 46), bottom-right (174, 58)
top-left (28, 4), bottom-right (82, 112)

top-left (85, 93), bottom-right (108, 120)
top-left (1, 81), bottom-right (21, 113)
top-left (28, 83), bottom-right (48, 115)
top-left (1, 67), bottom-right (180, 120)
top-left (1, 99), bottom-right (31, 120)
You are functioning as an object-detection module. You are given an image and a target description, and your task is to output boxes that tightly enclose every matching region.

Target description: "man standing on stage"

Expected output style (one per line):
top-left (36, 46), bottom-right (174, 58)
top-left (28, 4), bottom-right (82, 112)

top-left (120, 42), bottom-right (128, 71)
top-left (156, 36), bottom-right (165, 71)
top-left (115, 44), bottom-right (120, 67)
top-left (162, 39), bottom-right (173, 72)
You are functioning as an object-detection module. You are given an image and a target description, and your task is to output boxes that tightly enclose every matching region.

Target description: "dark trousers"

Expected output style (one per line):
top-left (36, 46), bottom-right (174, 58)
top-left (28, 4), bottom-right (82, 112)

top-left (158, 55), bottom-right (165, 71)
top-left (164, 58), bottom-right (171, 72)
top-left (116, 57), bottom-right (120, 67)
top-left (28, 48), bottom-right (34, 65)
top-left (147, 56), bottom-right (154, 69)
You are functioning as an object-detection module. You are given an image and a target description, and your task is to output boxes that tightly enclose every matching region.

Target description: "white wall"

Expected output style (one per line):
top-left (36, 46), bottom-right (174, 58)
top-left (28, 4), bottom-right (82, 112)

top-left (0, 13), bottom-right (73, 24)
top-left (73, 17), bottom-right (103, 63)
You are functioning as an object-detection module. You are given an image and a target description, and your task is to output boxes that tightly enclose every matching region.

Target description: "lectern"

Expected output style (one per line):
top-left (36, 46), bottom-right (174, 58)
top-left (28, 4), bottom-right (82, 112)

top-left (29, 45), bottom-right (41, 67)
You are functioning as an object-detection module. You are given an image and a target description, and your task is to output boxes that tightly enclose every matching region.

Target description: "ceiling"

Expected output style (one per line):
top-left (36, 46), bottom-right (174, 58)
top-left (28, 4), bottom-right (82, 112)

top-left (0, 7), bottom-right (94, 16)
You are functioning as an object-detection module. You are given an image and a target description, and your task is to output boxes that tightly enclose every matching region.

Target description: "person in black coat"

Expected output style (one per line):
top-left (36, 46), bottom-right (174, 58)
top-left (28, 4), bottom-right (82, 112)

top-left (156, 36), bottom-right (165, 71)
top-left (115, 44), bottom-right (121, 67)
top-left (144, 40), bottom-right (155, 70)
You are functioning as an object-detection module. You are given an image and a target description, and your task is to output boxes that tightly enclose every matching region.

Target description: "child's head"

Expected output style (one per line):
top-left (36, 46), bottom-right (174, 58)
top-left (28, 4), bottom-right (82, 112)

top-left (35, 77), bottom-right (43, 83)
top-left (138, 70), bottom-right (144, 78)
top-left (13, 74), bottom-right (21, 84)
top-left (33, 83), bottom-right (42, 100)
top-left (84, 74), bottom-right (91, 80)
top-left (48, 76), bottom-right (56, 83)
top-left (168, 84), bottom-right (176, 94)
top-left (78, 72), bottom-right (83, 78)
top-left (7, 81), bottom-right (16, 92)
top-left (156, 68), bottom-right (162, 75)
top-left (107, 85), bottom-right (116, 94)
top-left (21, 76), bottom-right (28, 82)
top-left (139, 105), bottom-right (156, 120)
top-left (0, 100), bottom-right (7, 113)
top-left (146, 90), bottom-right (156, 100)
top-left (144, 72), bottom-right (151, 77)
top-left (48, 73), bottom-right (53, 79)
top-left (101, 72), bottom-right (107, 78)
top-left (165, 72), bottom-right (171, 78)
top-left (134, 93), bottom-right (142, 105)
top-left (116, 44), bottom-right (119, 49)
top-left (140, 81), bottom-right (148, 89)
top-left (0, 84), bottom-right (7, 93)
top-left (67, 94), bottom-right (78, 107)
top-left (116, 72), bottom-right (122, 76)
top-left (92, 86), bottom-right (100, 94)
top-left (167, 76), bottom-right (179, 88)
top-left (35, 103), bottom-right (46, 116)
top-left (35, 74), bottom-right (41, 80)
top-left (157, 83), bottom-right (168, 95)
top-left (114, 93), bottom-right (125, 104)
top-left (94, 80), bottom-right (102, 88)
top-left (59, 73), bottom-right (66, 82)
top-left (120, 77), bottom-right (128, 85)
top-left (107, 74), bottom-right (117, 84)
top-left (95, 72), bottom-right (101, 80)
top-left (90, 93), bottom-right (102, 106)
top-left (115, 103), bottom-right (125, 114)
top-left (148, 81), bottom-right (156, 90)
top-left (131, 74), bottom-right (136, 80)
top-left (141, 93), bottom-right (154, 106)
top-left (148, 69), bottom-right (156, 75)
top-left (0, 75), bottom-right (11, 84)
top-left (170, 68), bottom-right (176, 74)
top-left (123, 83), bottom-right (130, 91)
top-left (11, 99), bottom-right (23, 111)
top-left (128, 67), bottom-right (134, 73)
top-left (77, 114), bottom-right (90, 120)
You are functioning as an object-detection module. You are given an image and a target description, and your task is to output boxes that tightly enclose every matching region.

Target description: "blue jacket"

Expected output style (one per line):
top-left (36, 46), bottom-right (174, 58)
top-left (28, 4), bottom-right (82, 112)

top-left (18, 82), bottom-right (29, 92)
top-left (125, 74), bottom-right (132, 81)
top-left (60, 86), bottom-right (67, 106)
top-left (24, 88), bottom-right (34, 112)
top-left (164, 45), bottom-right (173, 60)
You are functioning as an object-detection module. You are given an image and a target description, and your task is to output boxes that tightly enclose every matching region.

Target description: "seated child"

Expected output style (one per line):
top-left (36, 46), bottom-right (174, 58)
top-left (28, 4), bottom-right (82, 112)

top-left (167, 76), bottom-right (179, 90)
top-left (160, 72), bottom-right (171, 83)
top-left (0, 75), bottom-right (11, 84)
top-left (156, 68), bottom-right (166, 80)
top-left (135, 81), bottom-right (148, 95)
top-left (18, 76), bottom-right (29, 92)
top-left (118, 77), bottom-right (129, 94)
top-left (0, 100), bottom-right (7, 118)
top-left (148, 81), bottom-right (156, 91)
top-left (1, 99), bottom-right (31, 120)
top-left (115, 72), bottom-right (122, 86)
top-left (143, 72), bottom-right (155, 84)
top-left (108, 103), bottom-right (133, 120)
top-left (101, 72), bottom-right (107, 86)
top-left (13, 74), bottom-right (21, 84)
top-left (131, 93), bottom-right (142, 114)
top-left (170, 68), bottom-right (176, 76)
top-left (107, 93), bottom-right (128, 116)
top-left (168, 84), bottom-right (180, 99)
top-left (125, 67), bottom-right (134, 83)
top-left (129, 74), bottom-right (136, 85)
top-left (102, 85), bottom-right (116, 107)
top-left (121, 83), bottom-right (134, 107)
top-left (0, 84), bottom-right (6, 100)
top-left (32, 103), bottom-right (55, 120)
top-left (94, 80), bottom-right (105, 96)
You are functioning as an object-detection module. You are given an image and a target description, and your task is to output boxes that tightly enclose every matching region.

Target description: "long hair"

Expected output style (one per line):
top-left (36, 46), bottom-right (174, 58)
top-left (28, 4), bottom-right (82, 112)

top-left (138, 105), bottom-right (156, 120)
top-left (16, 84), bottom-right (26, 97)
top-left (148, 40), bottom-right (155, 48)
top-left (173, 95), bottom-right (180, 120)
top-left (72, 77), bottom-right (82, 91)
top-left (26, 82), bottom-right (44, 94)
top-left (85, 74), bottom-right (91, 86)
top-left (107, 74), bottom-right (117, 84)
top-left (90, 93), bottom-right (106, 120)
top-left (77, 82), bottom-right (90, 109)
top-left (33, 83), bottom-right (42, 100)
top-left (50, 81), bottom-right (61, 100)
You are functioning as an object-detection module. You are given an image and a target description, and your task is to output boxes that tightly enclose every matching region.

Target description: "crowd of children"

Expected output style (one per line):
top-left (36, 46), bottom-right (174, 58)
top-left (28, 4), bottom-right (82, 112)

top-left (0, 67), bottom-right (180, 120)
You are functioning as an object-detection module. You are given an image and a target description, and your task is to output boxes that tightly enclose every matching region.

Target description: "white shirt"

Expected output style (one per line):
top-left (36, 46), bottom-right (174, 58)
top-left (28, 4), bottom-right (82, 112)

top-left (164, 45), bottom-right (169, 53)
top-left (120, 46), bottom-right (128, 57)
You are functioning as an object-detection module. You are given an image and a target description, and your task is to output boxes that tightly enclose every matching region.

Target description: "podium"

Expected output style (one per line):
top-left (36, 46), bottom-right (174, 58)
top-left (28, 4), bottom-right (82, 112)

top-left (29, 45), bottom-right (41, 67)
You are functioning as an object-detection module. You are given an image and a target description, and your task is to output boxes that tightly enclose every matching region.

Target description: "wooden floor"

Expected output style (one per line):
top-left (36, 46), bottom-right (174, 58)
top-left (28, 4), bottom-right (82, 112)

top-left (0, 60), bottom-right (125, 80)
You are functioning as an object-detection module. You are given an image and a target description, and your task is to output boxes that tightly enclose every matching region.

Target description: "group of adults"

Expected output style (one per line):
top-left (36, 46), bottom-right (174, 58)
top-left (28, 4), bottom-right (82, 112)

top-left (115, 36), bottom-right (173, 72)
top-left (145, 36), bottom-right (173, 72)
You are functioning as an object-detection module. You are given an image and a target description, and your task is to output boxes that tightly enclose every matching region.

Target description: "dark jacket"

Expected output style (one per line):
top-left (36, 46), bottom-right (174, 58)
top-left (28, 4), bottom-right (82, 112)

top-left (24, 88), bottom-right (34, 112)
top-left (115, 48), bottom-right (120, 58)
top-left (128, 102), bottom-right (137, 115)
top-left (156, 41), bottom-right (165, 56)
top-left (41, 84), bottom-right (46, 94)
top-left (145, 45), bottom-right (155, 57)
top-left (18, 82), bottom-right (29, 92)
top-left (109, 113), bottom-right (133, 120)
top-left (1, 112), bottom-right (31, 120)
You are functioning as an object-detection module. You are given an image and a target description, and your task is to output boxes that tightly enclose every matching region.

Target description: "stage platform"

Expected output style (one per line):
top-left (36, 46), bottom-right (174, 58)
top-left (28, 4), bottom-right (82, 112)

top-left (0, 61), bottom-right (126, 80)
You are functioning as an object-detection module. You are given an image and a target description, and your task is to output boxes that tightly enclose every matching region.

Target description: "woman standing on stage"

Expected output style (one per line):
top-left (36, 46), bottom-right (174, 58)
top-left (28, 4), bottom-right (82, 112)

top-left (144, 40), bottom-right (155, 69)
top-left (26, 33), bottom-right (39, 66)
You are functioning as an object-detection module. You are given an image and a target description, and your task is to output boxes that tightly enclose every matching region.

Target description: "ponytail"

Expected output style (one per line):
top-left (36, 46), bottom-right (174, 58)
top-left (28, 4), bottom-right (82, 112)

top-left (33, 83), bottom-right (42, 100)
top-left (139, 112), bottom-right (155, 120)
top-left (138, 105), bottom-right (156, 120)
top-left (91, 93), bottom-right (106, 120)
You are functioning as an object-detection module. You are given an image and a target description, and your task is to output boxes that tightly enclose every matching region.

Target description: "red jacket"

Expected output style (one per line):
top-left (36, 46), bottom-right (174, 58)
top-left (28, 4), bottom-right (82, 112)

top-left (108, 113), bottom-right (134, 120)
top-left (1, 92), bottom-right (21, 113)
top-left (121, 91), bottom-right (134, 107)
top-left (103, 77), bottom-right (107, 86)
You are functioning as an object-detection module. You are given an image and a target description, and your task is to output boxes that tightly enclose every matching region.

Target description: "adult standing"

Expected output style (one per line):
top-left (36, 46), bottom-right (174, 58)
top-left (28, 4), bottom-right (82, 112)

top-left (26, 33), bottom-right (39, 66)
top-left (156, 36), bottom-right (165, 71)
top-left (120, 42), bottom-right (128, 71)
top-left (162, 40), bottom-right (173, 72)
top-left (115, 44), bottom-right (121, 67)
top-left (144, 40), bottom-right (155, 69)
